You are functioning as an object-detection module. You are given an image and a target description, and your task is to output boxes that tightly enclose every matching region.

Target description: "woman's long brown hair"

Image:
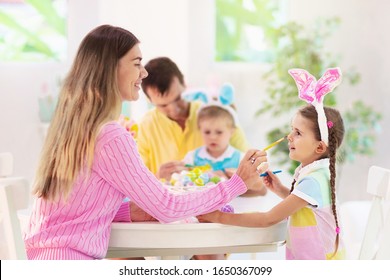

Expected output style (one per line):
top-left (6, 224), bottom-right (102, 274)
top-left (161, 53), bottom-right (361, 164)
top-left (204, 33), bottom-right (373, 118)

top-left (33, 25), bottom-right (139, 201)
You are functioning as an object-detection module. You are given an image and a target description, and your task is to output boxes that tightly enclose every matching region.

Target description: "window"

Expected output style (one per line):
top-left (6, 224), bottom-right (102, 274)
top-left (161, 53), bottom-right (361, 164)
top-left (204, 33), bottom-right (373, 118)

top-left (0, 0), bottom-right (67, 62)
top-left (215, 0), bottom-right (286, 63)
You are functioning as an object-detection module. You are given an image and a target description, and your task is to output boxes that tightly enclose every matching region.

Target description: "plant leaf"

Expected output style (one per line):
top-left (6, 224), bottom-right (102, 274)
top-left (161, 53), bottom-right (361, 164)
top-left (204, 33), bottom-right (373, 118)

top-left (26, 0), bottom-right (66, 35)
top-left (0, 10), bottom-right (55, 57)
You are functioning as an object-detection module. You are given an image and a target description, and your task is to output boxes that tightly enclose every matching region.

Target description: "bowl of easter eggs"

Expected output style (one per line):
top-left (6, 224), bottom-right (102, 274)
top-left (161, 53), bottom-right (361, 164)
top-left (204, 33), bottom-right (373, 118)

top-left (162, 165), bottom-right (226, 193)
top-left (161, 165), bottom-right (234, 214)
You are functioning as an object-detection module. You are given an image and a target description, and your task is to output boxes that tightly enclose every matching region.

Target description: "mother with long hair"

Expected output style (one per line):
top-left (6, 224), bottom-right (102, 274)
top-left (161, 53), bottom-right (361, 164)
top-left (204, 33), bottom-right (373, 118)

top-left (23, 25), bottom-right (267, 260)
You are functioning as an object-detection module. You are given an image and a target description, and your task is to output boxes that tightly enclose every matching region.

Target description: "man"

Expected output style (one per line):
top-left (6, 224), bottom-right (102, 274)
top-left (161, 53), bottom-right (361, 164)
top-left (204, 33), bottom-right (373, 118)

top-left (138, 57), bottom-right (265, 196)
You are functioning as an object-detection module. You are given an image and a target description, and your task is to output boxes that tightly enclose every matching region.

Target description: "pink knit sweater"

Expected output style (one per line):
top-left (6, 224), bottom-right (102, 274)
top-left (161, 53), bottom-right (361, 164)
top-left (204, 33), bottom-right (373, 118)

top-left (24, 122), bottom-right (246, 259)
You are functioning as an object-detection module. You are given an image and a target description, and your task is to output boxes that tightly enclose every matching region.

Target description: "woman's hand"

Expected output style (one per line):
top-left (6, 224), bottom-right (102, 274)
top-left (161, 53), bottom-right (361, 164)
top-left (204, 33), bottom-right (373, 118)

top-left (235, 149), bottom-right (268, 193)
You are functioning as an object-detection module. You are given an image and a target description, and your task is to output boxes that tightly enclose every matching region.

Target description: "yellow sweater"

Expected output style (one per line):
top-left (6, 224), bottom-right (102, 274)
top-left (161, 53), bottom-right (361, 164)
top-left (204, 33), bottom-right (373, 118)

top-left (137, 101), bottom-right (249, 174)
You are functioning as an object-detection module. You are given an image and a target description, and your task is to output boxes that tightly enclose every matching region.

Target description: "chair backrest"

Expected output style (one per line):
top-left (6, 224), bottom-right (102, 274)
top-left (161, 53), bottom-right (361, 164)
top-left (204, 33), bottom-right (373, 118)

top-left (0, 152), bottom-right (13, 177)
top-left (0, 177), bottom-right (29, 259)
top-left (358, 165), bottom-right (390, 260)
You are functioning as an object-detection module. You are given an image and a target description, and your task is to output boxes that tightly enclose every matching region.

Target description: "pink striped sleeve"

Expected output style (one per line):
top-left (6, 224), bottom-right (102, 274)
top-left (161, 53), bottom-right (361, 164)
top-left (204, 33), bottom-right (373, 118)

top-left (94, 125), bottom-right (246, 223)
top-left (113, 201), bottom-right (131, 222)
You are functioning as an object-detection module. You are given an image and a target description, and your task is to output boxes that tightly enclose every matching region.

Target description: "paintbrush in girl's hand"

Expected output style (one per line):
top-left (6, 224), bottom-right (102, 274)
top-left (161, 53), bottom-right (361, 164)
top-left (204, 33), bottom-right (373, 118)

top-left (263, 136), bottom-right (287, 151)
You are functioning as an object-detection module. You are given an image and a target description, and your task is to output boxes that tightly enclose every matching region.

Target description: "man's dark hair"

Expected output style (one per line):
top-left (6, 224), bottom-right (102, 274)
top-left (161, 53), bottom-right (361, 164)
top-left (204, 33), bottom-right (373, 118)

top-left (141, 57), bottom-right (185, 97)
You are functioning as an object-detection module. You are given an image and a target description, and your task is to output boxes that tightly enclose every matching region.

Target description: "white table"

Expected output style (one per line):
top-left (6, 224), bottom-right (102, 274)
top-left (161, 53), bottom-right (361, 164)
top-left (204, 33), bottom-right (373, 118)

top-left (18, 192), bottom-right (287, 260)
top-left (106, 220), bottom-right (286, 259)
top-left (106, 193), bottom-right (286, 259)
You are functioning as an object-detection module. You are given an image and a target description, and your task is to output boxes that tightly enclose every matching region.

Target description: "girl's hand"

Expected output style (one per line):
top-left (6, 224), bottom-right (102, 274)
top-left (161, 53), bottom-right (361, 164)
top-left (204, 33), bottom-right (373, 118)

top-left (261, 170), bottom-right (288, 198)
top-left (130, 201), bottom-right (158, 222)
top-left (197, 210), bottom-right (222, 223)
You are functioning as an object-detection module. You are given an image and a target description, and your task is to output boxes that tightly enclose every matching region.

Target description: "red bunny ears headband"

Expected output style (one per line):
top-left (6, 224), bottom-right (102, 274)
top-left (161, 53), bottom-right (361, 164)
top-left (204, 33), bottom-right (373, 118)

top-left (288, 68), bottom-right (342, 146)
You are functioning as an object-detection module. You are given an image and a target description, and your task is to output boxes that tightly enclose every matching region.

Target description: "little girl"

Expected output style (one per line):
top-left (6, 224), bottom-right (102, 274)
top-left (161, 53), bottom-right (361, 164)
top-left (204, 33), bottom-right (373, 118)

top-left (198, 68), bottom-right (346, 260)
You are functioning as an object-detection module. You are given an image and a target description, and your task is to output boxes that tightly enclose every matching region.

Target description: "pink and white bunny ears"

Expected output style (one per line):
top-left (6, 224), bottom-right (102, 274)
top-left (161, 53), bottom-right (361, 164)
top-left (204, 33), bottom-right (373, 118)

top-left (288, 68), bottom-right (342, 146)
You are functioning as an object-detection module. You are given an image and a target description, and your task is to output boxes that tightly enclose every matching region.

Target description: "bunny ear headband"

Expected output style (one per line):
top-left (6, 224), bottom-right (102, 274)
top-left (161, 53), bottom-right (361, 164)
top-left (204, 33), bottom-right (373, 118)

top-left (288, 67), bottom-right (342, 146)
top-left (183, 83), bottom-right (239, 125)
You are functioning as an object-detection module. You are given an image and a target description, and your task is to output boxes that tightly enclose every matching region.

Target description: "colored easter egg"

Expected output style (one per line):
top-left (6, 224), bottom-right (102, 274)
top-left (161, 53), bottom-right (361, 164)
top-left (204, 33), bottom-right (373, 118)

top-left (171, 172), bottom-right (180, 180)
top-left (182, 176), bottom-right (191, 186)
top-left (220, 205), bottom-right (234, 213)
top-left (199, 173), bottom-right (209, 183)
top-left (192, 167), bottom-right (202, 176)
top-left (194, 178), bottom-right (204, 186)
top-left (187, 171), bottom-right (197, 180)
top-left (210, 176), bottom-right (221, 184)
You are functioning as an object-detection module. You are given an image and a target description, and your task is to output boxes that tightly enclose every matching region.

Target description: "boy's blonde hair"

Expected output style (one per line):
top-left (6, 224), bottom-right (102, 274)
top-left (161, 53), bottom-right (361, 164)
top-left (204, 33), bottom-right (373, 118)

top-left (197, 105), bottom-right (236, 129)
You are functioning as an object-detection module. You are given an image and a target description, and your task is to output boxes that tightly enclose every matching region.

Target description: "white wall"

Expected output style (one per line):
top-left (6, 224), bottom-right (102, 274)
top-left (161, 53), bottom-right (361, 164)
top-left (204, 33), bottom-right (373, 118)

top-left (107, 0), bottom-right (390, 202)
top-left (0, 0), bottom-right (99, 186)
top-left (98, 0), bottom-right (191, 119)
top-left (184, 0), bottom-right (390, 202)
top-left (0, 0), bottom-right (389, 202)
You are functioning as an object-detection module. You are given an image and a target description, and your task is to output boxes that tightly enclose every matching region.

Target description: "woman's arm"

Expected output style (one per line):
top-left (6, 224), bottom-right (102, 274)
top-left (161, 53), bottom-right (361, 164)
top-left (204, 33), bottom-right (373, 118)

top-left (113, 201), bottom-right (131, 222)
top-left (95, 125), bottom-right (255, 223)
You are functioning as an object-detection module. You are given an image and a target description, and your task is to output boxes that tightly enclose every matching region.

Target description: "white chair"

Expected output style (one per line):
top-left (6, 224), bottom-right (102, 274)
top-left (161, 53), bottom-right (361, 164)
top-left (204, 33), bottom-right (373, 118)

top-left (0, 152), bottom-right (13, 177)
top-left (358, 165), bottom-right (390, 260)
top-left (339, 200), bottom-right (371, 259)
top-left (0, 177), bottom-right (29, 259)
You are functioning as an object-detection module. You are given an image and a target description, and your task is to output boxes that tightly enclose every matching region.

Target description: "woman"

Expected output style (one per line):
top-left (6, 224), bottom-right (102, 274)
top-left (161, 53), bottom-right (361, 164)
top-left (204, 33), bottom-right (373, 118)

top-left (23, 25), bottom-right (267, 260)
